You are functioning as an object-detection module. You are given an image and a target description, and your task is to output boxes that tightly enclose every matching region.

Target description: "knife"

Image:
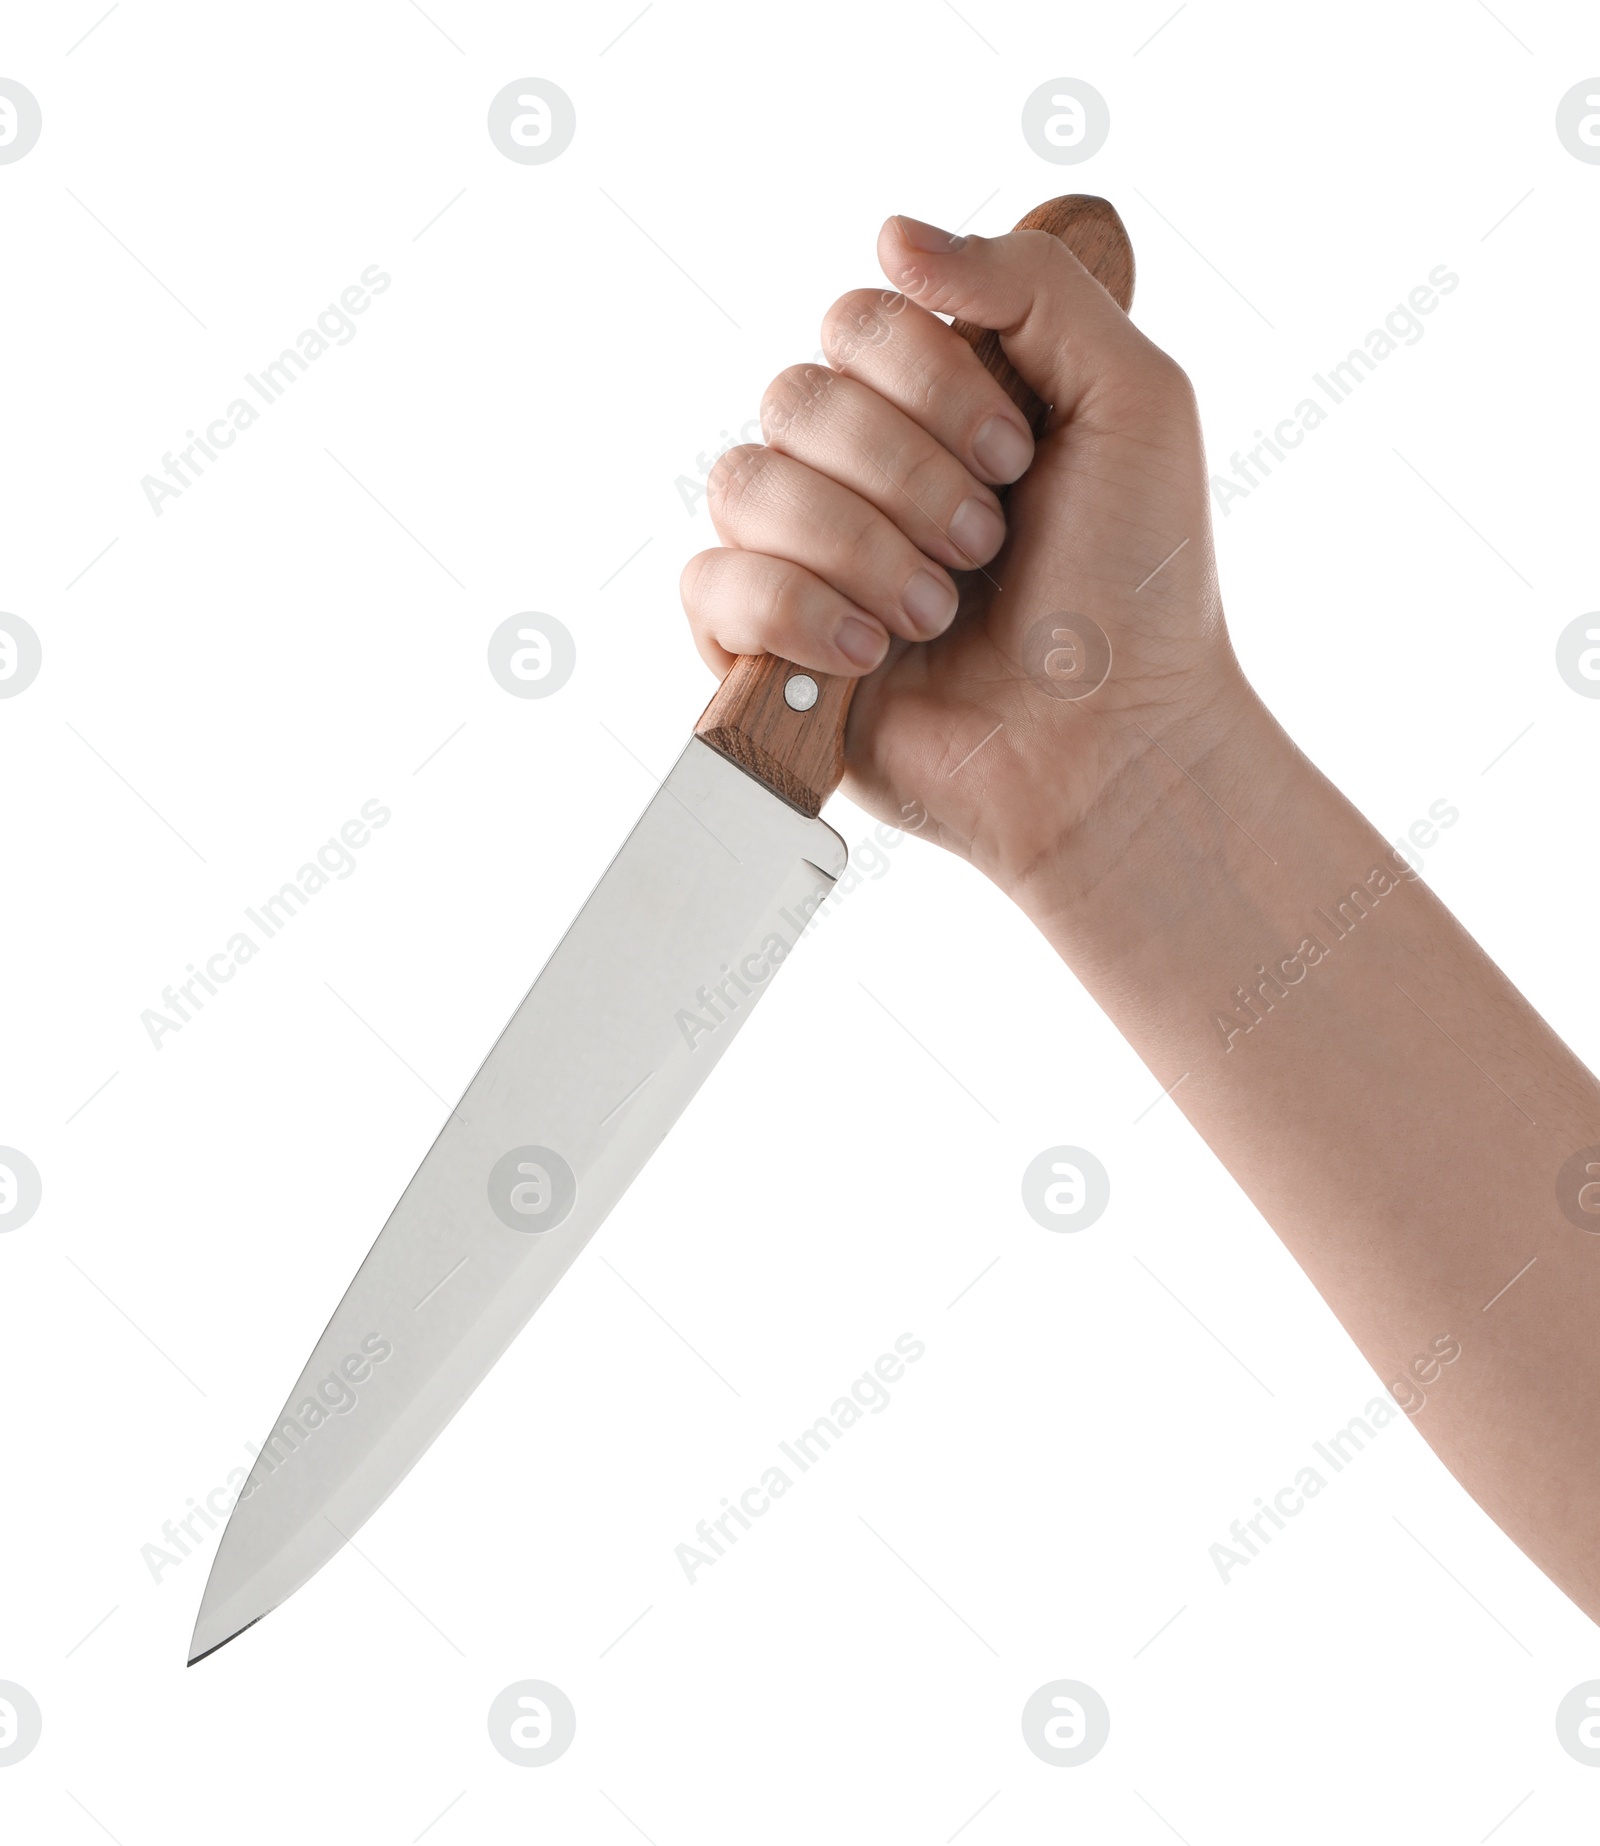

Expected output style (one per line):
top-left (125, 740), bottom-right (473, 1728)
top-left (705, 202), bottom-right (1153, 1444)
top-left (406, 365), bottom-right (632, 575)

top-left (189, 193), bottom-right (1137, 1664)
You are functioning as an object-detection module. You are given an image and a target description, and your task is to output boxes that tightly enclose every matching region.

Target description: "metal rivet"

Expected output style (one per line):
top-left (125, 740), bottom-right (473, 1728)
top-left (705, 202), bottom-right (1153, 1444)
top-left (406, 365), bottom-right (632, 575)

top-left (784, 673), bottom-right (819, 712)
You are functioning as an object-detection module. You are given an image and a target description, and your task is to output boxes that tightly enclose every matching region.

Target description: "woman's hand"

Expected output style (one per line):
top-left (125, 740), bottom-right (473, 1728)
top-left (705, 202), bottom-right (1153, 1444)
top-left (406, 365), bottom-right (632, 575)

top-left (681, 213), bottom-right (1245, 895)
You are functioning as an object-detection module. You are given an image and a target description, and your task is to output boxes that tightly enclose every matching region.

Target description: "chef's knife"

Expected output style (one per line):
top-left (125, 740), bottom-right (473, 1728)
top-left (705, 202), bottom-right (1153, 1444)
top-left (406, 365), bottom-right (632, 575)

top-left (189, 194), bottom-right (1136, 1664)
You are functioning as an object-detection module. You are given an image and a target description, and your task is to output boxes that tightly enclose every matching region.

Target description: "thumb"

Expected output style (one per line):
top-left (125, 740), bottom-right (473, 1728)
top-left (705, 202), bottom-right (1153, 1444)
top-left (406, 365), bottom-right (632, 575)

top-left (875, 214), bottom-right (1152, 424)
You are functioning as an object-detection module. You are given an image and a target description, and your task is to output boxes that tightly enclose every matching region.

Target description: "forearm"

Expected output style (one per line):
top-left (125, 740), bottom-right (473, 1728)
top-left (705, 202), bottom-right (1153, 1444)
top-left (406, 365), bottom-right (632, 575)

top-left (677, 196), bottom-right (1599, 1616)
top-left (1014, 679), bottom-right (1600, 1619)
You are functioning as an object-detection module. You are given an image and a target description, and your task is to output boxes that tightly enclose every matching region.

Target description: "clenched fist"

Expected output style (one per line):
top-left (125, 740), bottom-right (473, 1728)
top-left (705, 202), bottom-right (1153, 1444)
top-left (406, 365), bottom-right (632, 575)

top-left (681, 212), bottom-right (1244, 900)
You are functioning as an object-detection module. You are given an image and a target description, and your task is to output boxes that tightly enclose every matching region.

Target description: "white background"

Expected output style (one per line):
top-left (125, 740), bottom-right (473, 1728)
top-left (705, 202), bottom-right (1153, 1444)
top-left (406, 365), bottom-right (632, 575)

top-left (2, 0), bottom-right (1598, 1838)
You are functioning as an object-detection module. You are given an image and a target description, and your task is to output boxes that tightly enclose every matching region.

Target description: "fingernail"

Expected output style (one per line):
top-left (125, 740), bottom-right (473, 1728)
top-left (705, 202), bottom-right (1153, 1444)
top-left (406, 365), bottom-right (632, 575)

top-left (837, 614), bottom-right (888, 668)
top-left (895, 215), bottom-right (967, 255)
top-left (948, 496), bottom-right (1004, 564)
top-left (971, 415), bottom-right (1033, 483)
top-left (903, 569), bottom-right (959, 637)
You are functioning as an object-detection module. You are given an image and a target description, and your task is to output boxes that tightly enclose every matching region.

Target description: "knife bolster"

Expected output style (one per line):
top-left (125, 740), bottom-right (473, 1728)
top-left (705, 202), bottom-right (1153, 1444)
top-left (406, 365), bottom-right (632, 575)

top-left (694, 653), bottom-right (856, 819)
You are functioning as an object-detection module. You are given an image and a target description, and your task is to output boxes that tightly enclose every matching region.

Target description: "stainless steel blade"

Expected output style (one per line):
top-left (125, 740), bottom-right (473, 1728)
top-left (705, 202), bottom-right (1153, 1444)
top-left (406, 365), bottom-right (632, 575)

top-left (190, 739), bottom-right (845, 1662)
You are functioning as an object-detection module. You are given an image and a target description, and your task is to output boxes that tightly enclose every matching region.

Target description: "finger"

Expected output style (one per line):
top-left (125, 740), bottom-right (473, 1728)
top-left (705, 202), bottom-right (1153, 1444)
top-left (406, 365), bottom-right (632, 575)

top-left (681, 548), bottom-right (891, 678)
top-left (760, 362), bottom-right (1006, 571)
top-left (706, 443), bottom-right (960, 642)
top-left (875, 214), bottom-right (1166, 426)
top-left (821, 287), bottom-right (1037, 486)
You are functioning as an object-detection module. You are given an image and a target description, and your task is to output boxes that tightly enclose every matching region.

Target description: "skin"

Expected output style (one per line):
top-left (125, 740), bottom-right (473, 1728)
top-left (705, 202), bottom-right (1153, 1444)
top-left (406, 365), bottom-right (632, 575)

top-left (681, 214), bottom-right (1600, 1624)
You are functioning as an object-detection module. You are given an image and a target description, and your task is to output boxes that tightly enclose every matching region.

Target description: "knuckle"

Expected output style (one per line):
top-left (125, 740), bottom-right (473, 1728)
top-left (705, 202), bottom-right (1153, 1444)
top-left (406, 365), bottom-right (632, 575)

top-left (898, 348), bottom-right (947, 421)
top-left (1159, 353), bottom-right (1199, 408)
top-left (760, 363), bottom-right (833, 444)
top-left (706, 443), bottom-right (770, 521)
top-left (840, 492), bottom-right (883, 558)
top-left (898, 438), bottom-right (952, 511)
top-left (1027, 227), bottom-right (1091, 292)
top-left (887, 262), bottom-right (953, 312)
top-left (768, 563), bottom-right (830, 634)
top-left (823, 287), bottom-right (911, 367)
top-left (1112, 343), bottom-right (1198, 423)
top-left (679, 548), bottom-right (721, 612)
top-left (1134, 338), bottom-right (1190, 395)
top-left (1016, 226), bottom-right (1062, 266)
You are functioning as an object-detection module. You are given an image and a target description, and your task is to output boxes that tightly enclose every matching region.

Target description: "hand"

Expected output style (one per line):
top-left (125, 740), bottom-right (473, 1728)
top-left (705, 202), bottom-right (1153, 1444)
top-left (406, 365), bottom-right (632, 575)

top-left (687, 215), bottom-right (1600, 1637)
top-left (681, 213), bottom-right (1246, 896)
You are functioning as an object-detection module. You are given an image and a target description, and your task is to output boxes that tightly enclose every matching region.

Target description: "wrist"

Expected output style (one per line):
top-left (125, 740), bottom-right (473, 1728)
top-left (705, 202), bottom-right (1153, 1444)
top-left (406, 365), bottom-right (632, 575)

top-left (1003, 673), bottom-right (1308, 974)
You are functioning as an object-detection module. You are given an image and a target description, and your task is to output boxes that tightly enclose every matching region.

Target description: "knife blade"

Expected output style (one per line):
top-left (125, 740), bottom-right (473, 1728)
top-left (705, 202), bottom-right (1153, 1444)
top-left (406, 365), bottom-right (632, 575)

top-left (189, 193), bottom-right (1136, 1664)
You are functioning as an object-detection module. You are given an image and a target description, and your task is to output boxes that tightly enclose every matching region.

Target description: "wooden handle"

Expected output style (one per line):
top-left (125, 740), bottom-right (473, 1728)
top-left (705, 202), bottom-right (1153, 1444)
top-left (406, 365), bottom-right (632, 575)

top-left (693, 195), bottom-right (1137, 818)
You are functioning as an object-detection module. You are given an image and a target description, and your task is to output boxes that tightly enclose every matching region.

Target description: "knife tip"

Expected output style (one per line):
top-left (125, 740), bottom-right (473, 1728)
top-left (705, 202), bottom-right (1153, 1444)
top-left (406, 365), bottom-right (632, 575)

top-left (187, 1612), bottom-right (263, 1667)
